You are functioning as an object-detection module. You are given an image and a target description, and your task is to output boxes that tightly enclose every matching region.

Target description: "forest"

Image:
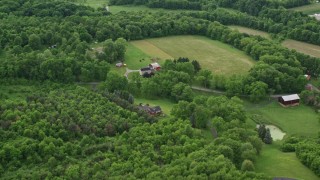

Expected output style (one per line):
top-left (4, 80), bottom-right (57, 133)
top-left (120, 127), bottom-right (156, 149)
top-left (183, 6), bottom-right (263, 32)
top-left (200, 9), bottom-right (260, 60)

top-left (0, 0), bottom-right (319, 179)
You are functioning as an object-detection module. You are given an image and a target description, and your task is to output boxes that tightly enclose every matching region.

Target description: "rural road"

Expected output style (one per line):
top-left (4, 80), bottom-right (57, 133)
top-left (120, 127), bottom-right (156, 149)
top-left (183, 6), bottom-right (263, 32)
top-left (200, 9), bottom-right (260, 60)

top-left (125, 68), bottom-right (139, 78)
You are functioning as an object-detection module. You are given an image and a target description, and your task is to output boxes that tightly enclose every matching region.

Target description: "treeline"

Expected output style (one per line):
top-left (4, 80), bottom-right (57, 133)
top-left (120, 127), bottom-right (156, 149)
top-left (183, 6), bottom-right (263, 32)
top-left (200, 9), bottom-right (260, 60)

top-left (0, 0), bottom-right (105, 17)
top-left (296, 139), bottom-right (320, 176)
top-left (206, 22), bottom-right (308, 94)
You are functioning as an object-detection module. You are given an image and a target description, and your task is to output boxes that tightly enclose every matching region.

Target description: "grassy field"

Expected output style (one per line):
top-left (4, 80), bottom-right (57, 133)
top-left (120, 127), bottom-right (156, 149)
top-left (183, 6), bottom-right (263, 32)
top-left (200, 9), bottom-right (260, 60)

top-left (282, 39), bottom-right (320, 58)
top-left (247, 101), bottom-right (320, 138)
top-left (290, 3), bottom-right (320, 15)
top-left (131, 35), bottom-right (255, 75)
top-left (255, 143), bottom-right (320, 180)
top-left (229, 26), bottom-right (270, 39)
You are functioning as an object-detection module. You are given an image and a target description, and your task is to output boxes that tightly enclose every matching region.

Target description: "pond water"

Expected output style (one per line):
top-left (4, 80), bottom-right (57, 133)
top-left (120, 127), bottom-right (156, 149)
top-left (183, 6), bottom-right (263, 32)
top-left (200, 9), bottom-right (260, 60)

top-left (256, 124), bottom-right (286, 141)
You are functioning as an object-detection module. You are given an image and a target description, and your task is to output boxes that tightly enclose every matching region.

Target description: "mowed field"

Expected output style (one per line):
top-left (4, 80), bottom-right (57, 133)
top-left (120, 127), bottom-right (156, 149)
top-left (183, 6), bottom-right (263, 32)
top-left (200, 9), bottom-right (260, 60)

top-left (229, 26), bottom-right (270, 39)
top-left (290, 3), bottom-right (320, 15)
top-left (255, 144), bottom-right (320, 180)
top-left (282, 39), bottom-right (320, 58)
top-left (248, 102), bottom-right (320, 137)
top-left (247, 101), bottom-right (320, 179)
top-left (130, 35), bottom-right (255, 75)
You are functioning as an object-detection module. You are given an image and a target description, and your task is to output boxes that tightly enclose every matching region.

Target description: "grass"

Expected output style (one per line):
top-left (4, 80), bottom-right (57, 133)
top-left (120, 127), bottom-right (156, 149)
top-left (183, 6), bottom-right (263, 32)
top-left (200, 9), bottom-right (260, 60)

top-left (229, 26), bottom-right (270, 39)
top-left (290, 3), bottom-right (320, 15)
top-left (131, 35), bottom-right (255, 75)
top-left (282, 39), bottom-right (320, 58)
top-left (77, 0), bottom-right (192, 13)
top-left (135, 97), bottom-right (176, 115)
top-left (255, 143), bottom-right (320, 180)
top-left (247, 101), bottom-right (320, 138)
top-left (124, 43), bottom-right (154, 70)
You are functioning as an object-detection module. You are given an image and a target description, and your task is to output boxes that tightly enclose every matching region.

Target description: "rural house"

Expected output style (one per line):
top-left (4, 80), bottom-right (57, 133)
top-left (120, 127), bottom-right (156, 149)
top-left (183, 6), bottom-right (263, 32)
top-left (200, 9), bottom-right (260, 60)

top-left (278, 94), bottom-right (300, 107)
top-left (138, 104), bottom-right (162, 115)
top-left (139, 67), bottom-right (154, 76)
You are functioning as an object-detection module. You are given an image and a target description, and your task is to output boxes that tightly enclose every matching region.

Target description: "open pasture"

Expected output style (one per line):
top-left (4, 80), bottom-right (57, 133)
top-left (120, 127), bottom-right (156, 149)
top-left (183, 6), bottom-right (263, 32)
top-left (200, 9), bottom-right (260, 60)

top-left (130, 35), bottom-right (255, 75)
top-left (290, 3), bottom-right (320, 15)
top-left (282, 39), bottom-right (320, 58)
top-left (229, 26), bottom-right (270, 39)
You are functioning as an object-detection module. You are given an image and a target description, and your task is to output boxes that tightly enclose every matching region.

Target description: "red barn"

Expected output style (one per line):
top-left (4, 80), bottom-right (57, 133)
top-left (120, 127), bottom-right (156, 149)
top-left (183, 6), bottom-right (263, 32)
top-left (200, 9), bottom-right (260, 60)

top-left (149, 63), bottom-right (161, 71)
top-left (278, 94), bottom-right (300, 107)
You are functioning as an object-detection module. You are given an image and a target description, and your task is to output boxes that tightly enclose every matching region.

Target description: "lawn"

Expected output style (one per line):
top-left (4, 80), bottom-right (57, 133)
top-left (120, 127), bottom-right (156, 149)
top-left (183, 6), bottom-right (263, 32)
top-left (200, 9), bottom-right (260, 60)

top-left (229, 26), bottom-right (270, 39)
top-left (125, 41), bottom-right (166, 69)
top-left (255, 144), bottom-right (320, 180)
top-left (282, 39), bottom-right (320, 58)
top-left (247, 101), bottom-right (320, 138)
top-left (290, 3), bottom-right (320, 15)
top-left (135, 97), bottom-right (176, 115)
top-left (131, 35), bottom-right (255, 75)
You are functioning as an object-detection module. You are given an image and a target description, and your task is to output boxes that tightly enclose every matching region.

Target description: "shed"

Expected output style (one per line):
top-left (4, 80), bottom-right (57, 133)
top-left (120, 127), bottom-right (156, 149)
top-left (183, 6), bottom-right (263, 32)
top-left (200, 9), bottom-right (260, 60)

top-left (278, 94), bottom-right (300, 107)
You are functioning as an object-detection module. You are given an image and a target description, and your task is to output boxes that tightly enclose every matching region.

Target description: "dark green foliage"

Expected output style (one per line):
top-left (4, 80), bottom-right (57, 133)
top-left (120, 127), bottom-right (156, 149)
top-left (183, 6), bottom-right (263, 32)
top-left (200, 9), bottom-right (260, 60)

top-left (0, 83), bottom-right (268, 179)
top-left (296, 138), bottom-right (320, 176)
top-left (241, 160), bottom-right (255, 171)
top-left (258, 124), bottom-right (267, 140)
top-left (263, 129), bottom-right (273, 144)
top-left (281, 136), bottom-right (300, 152)
top-left (258, 124), bottom-right (273, 144)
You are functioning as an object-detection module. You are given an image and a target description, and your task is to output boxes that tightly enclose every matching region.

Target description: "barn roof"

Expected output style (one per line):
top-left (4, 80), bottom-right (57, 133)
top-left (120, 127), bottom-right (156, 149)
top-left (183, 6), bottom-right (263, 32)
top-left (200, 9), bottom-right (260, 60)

top-left (281, 94), bottom-right (300, 101)
top-left (150, 63), bottom-right (161, 68)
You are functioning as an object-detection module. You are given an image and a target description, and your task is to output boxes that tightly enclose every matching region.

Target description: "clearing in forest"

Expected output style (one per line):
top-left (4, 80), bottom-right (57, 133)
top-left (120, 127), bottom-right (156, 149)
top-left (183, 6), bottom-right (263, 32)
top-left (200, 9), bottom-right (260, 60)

top-left (130, 35), bottom-right (255, 75)
top-left (282, 39), bottom-right (320, 58)
top-left (247, 101), bottom-right (320, 137)
top-left (229, 26), bottom-right (270, 39)
top-left (255, 144), bottom-right (319, 180)
top-left (290, 3), bottom-right (320, 15)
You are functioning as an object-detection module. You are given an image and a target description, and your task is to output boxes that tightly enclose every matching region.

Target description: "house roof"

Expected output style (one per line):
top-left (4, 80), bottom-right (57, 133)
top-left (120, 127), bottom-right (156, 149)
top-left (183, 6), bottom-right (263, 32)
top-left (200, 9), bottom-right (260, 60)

top-left (281, 94), bottom-right (300, 101)
top-left (140, 67), bottom-right (152, 71)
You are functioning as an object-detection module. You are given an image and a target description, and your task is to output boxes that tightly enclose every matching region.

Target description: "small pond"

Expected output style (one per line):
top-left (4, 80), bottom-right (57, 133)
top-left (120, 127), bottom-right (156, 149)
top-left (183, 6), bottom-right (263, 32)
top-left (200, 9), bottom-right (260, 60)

top-left (256, 124), bottom-right (286, 141)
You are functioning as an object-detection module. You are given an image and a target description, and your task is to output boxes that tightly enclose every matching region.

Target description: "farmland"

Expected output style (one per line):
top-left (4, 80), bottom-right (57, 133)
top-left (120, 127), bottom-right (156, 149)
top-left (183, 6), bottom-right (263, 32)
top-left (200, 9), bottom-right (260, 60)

top-left (282, 39), bottom-right (320, 58)
top-left (290, 3), bottom-right (320, 15)
top-left (130, 35), bottom-right (255, 75)
top-left (229, 26), bottom-right (270, 39)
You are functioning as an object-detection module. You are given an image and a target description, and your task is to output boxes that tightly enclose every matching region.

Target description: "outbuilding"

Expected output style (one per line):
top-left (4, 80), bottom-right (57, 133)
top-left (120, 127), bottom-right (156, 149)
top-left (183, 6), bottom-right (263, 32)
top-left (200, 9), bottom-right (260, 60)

top-left (149, 63), bottom-right (161, 71)
top-left (278, 94), bottom-right (300, 107)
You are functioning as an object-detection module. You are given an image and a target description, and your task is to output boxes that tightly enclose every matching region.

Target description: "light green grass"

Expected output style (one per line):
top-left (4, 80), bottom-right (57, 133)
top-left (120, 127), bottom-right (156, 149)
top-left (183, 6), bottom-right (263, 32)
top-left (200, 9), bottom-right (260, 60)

top-left (247, 101), bottom-right (320, 138)
top-left (131, 35), bottom-right (255, 75)
top-left (255, 144), bottom-right (320, 180)
top-left (282, 39), bottom-right (320, 58)
top-left (229, 26), bottom-right (270, 39)
top-left (290, 3), bottom-right (320, 15)
top-left (124, 43), bottom-right (153, 70)
top-left (135, 97), bottom-right (176, 115)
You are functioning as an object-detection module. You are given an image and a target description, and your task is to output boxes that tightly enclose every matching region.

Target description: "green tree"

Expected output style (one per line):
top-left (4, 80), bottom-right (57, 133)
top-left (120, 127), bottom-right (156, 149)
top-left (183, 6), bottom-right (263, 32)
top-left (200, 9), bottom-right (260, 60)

top-left (241, 160), bottom-right (255, 171)
top-left (196, 69), bottom-right (213, 88)
top-left (28, 34), bottom-right (41, 50)
top-left (104, 72), bottom-right (128, 92)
